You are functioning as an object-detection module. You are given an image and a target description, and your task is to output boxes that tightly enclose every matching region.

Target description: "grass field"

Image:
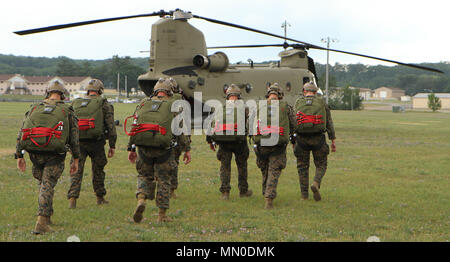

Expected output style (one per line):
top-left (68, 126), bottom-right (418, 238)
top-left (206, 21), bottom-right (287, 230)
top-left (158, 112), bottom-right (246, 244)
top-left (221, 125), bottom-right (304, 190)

top-left (0, 102), bottom-right (449, 242)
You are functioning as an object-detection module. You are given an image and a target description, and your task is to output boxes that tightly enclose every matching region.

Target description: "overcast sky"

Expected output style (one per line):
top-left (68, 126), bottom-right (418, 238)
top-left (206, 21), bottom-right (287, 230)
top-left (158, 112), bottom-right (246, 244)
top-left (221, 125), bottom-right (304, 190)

top-left (1, 0), bottom-right (449, 66)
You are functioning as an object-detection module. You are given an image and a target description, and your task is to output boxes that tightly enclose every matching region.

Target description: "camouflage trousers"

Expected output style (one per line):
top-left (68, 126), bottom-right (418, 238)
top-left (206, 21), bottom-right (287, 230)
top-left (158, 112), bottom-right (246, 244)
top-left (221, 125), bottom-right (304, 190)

top-left (135, 147), bottom-right (175, 209)
top-left (67, 140), bottom-right (107, 199)
top-left (255, 145), bottom-right (287, 199)
top-left (294, 134), bottom-right (330, 198)
top-left (169, 146), bottom-right (182, 191)
top-left (29, 153), bottom-right (66, 217)
top-left (216, 142), bottom-right (249, 194)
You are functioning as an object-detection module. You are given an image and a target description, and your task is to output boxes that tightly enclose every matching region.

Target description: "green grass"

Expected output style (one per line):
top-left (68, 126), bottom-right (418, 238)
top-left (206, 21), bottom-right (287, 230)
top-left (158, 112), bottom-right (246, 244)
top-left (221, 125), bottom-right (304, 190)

top-left (0, 102), bottom-right (449, 242)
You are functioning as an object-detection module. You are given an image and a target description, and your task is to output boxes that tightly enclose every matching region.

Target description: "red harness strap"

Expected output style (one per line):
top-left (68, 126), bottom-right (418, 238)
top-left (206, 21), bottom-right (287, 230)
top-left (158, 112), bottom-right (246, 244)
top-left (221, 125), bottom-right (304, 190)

top-left (296, 111), bottom-right (324, 125)
top-left (124, 115), bottom-right (167, 136)
top-left (21, 122), bottom-right (63, 148)
top-left (213, 121), bottom-right (238, 133)
top-left (78, 118), bottom-right (95, 131)
top-left (257, 125), bottom-right (285, 136)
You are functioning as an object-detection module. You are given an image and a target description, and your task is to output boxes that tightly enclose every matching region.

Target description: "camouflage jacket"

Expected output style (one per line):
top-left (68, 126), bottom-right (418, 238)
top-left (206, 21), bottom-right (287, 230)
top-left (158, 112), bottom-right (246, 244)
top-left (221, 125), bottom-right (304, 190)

top-left (102, 99), bottom-right (117, 148)
top-left (16, 99), bottom-right (81, 159)
top-left (324, 105), bottom-right (336, 140)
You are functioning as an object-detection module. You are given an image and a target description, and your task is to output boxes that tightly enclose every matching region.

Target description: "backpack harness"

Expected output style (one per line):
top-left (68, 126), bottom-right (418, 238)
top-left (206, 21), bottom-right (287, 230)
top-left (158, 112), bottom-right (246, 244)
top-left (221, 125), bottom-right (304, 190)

top-left (256, 120), bottom-right (285, 136)
top-left (296, 111), bottom-right (324, 125)
top-left (124, 115), bottom-right (167, 136)
top-left (78, 118), bottom-right (95, 131)
top-left (21, 122), bottom-right (63, 148)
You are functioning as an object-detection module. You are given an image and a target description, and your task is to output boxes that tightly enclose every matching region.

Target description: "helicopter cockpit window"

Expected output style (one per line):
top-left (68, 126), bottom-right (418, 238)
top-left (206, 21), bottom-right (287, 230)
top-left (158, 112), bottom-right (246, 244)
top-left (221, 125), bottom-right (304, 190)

top-left (303, 77), bottom-right (310, 85)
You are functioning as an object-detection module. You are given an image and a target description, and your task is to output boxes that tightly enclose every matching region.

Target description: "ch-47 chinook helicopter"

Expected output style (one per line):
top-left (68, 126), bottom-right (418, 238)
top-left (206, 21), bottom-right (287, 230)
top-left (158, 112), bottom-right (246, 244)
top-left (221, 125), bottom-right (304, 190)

top-left (14, 9), bottom-right (443, 108)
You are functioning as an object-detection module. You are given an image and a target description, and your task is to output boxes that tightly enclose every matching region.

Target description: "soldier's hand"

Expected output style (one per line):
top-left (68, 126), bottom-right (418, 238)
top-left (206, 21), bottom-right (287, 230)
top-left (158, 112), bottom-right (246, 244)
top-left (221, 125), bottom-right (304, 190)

top-left (17, 158), bottom-right (26, 172)
top-left (183, 151), bottom-right (192, 165)
top-left (331, 139), bottom-right (336, 152)
top-left (128, 151), bottom-right (137, 164)
top-left (209, 143), bottom-right (216, 152)
top-left (70, 158), bottom-right (79, 175)
top-left (108, 148), bottom-right (115, 158)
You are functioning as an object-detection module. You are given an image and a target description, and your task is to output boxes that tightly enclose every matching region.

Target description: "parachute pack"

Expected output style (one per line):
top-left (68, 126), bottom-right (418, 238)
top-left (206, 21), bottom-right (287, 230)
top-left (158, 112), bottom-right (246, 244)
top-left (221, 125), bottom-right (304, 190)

top-left (20, 101), bottom-right (70, 153)
top-left (125, 98), bottom-right (174, 148)
top-left (72, 96), bottom-right (105, 140)
top-left (294, 95), bottom-right (327, 134)
top-left (253, 101), bottom-right (290, 146)
top-left (211, 102), bottom-right (247, 143)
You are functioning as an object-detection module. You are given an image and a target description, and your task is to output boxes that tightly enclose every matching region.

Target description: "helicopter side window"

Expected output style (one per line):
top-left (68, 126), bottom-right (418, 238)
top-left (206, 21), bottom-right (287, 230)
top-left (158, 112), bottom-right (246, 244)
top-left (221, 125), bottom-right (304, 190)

top-left (303, 77), bottom-right (310, 85)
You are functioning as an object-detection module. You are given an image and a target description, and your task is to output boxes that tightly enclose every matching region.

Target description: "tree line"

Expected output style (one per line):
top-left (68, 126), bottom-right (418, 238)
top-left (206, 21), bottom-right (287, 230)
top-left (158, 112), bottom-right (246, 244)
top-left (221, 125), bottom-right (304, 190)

top-left (0, 54), bottom-right (147, 92)
top-left (1, 54), bottom-right (449, 95)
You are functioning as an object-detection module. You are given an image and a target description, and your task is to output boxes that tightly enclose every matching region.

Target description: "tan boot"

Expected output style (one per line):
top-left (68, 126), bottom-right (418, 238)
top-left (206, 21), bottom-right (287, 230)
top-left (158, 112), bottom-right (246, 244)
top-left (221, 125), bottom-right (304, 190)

top-left (157, 208), bottom-right (172, 223)
top-left (48, 216), bottom-right (53, 225)
top-left (68, 198), bottom-right (77, 209)
top-left (31, 216), bottom-right (52, 235)
top-left (311, 181), bottom-right (321, 201)
top-left (170, 189), bottom-right (177, 199)
top-left (222, 191), bottom-right (230, 200)
top-left (96, 196), bottom-right (109, 205)
top-left (240, 189), bottom-right (253, 198)
top-left (264, 198), bottom-right (274, 209)
top-left (133, 194), bottom-right (146, 223)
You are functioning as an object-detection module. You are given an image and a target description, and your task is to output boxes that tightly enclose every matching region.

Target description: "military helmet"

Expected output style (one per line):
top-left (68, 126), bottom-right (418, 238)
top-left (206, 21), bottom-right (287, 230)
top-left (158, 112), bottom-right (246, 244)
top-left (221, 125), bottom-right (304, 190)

top-left (153, 78), bottom-right (173, 96)
top-left (303, 81), bottom-right (319, 92)
top-left (168, 77), bottom-right (180, 93)
top-left (86, 79), bottom-right (104, 95)
top-left (225, 84), bottom-right (241, 99)
top-left (45, 80), bottom-right (68, 100)
top-left (265, 83), bottom-right (284, 99)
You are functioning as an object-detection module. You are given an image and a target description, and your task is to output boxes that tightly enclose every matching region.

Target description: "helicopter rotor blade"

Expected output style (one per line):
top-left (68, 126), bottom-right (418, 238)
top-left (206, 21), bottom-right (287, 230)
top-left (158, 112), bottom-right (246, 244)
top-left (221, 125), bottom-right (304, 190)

top-left (14, 10), bottom-right (171, 35)
top-left (194, 14), bottom-right (443, 73)
top-left (308, 46), bottom-right (444, 73)
top-left (208, 44), bottom-right (286, 49)
top-left (192, 14), bottom-right (322, 49)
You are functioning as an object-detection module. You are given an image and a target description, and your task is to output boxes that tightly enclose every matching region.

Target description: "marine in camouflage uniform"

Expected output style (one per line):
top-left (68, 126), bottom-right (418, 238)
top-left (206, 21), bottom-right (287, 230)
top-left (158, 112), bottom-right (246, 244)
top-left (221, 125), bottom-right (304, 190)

top-left (67, 79), bottom-right (117, 207)
top-left (294, 82), bottom-right (336, 201)
top-left (167, 78), bottom-right (191, 198)
top-left (128, 78), bottom-right (191, 223)
top-left (206, 84), bottom-right (253, 200)
top-left (253, 83), bottom-right (296, 209)
top-left (15, 81), bottom-right (80, 234)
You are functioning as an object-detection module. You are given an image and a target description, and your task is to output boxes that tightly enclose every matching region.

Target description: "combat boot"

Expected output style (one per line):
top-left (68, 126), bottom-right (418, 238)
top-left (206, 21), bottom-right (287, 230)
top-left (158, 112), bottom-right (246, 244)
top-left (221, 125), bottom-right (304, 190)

top-left (133, 194), bottom-right (146, 223)
top-left (170, 189), bottom-right (177, 199)
top-left (31, 216), bottom-right (52, 235)
top-left (264, 198), bottom-right (274, 209)
top-left (68, 197), bottom-right (77, 209)
top-left (311, 181), bottom-right (321, 201)
top-left (240, 189), bottom-right (253, 198)
top-left (222, 191), bottom-right (230, 200)
top-left (157, 208), bottom-right (172, 223)
top-left (96, 196), bottom-right (109, 205)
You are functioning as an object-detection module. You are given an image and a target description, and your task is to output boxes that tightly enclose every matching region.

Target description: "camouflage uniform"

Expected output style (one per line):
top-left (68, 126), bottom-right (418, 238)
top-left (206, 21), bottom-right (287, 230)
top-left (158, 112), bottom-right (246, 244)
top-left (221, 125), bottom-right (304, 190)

top-left (168, 92), bottom-right (191, 193)
top-left (129, 95), bottom-right (188, 210)
top-left (294, 104), bottom-right (336, 198)
top-left (67, 98), bottom-right (117, 199)
top-left (207, 103), bottom-right (251, 196)
top-left (254, 105), bottom-right (296, 199)
top-left (170, 135), bottom-right (191, 191)
top-left (16, 99), bottom-right (80, 217)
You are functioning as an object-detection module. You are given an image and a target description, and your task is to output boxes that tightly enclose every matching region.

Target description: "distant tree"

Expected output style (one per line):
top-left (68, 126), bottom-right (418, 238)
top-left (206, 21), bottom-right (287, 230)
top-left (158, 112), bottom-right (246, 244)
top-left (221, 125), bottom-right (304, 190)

top-left (55, 56), bottom-right (81, 76)
top-left (328, 85), bottom-right (363, 110)
top-left (427, 93), bottom-right (441, 112)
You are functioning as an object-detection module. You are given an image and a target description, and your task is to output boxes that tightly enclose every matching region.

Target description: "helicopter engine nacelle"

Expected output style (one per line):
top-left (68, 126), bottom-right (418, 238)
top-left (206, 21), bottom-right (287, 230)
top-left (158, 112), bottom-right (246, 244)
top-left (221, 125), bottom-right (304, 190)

top-left (193, 51), bottom-right (229, 72)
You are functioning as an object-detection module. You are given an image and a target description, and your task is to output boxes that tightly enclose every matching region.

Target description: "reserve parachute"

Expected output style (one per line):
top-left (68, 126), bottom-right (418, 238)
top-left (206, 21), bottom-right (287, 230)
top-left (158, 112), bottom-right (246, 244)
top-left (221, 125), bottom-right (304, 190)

top-left (72, 96), bottom-right (105, 140)
top-left (125, 98), bottom-right (174, 148)
top-left (294, 95), bottom-right (327, 134)
top-left (20, 101), bottom-right (70, 153)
